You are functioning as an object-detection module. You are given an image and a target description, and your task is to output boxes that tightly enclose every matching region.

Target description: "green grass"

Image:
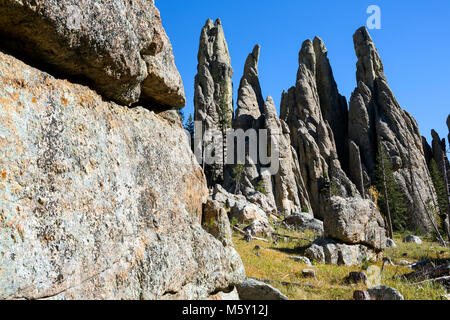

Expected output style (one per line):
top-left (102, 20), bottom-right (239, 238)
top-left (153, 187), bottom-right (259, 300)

top-left (233, 228), bottom-right (449, 300)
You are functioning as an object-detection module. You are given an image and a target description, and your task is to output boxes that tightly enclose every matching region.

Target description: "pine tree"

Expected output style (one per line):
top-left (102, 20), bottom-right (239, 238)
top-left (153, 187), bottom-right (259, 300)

top-left (374, 143), bottom-right (408, 232)
top-left (429, 159), bottom-right (449, 234)
top-left (184, 114), bottom-right (195, 152)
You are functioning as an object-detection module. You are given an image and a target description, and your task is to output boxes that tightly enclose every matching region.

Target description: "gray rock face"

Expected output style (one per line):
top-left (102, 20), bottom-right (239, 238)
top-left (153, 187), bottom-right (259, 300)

top-left (264, 97), bottom-right (312, 215)
top-left (349, 27), bottom-right (438, 233)
top-left (283, 213), bottom-right (324, 235)
top-left (194, 19), bottom-right (234, 185)
top-left (348, 140), bottom-right (366, 197)
top-left (236, 278), bottom-right (288, 300)
top-left (280, 39), bottom-right (358, 219)
top-left (422, 137), bottom-right (433, 166)
top-left (368, 285), bottom-right (404, 300)
top-left (0, 51), bottom-right (245, 300)
top-left (0, 0), bottom-right (185, 107)
top-left (431, 130), bottom-right (450, 191)
top-left (304, 238), bottom-right (381, 267)
top-left (324, 197), bottom-right (386, 251)
top-left (234, 45), bottom-right (265, 132)
top-left (313, 37), bottom-right (349, 171)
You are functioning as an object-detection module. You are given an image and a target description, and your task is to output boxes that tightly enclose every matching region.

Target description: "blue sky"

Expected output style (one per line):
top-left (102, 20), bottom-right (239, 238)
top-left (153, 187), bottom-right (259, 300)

top-left (157, 0), bottom-right (450, 143)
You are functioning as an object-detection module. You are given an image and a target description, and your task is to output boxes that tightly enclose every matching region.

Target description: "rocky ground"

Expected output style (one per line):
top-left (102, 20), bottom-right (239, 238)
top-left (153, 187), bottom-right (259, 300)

top-left (232, 223), bottom-right (450, 300)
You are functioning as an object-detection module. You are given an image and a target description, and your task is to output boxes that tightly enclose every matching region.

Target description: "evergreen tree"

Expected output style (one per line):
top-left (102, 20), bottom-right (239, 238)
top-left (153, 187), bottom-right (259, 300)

top-left (184, 114), bottom-right (195, 152)
top-left (177, 109), bottom-right (185, 124)
top-left (429, 159), bottom-right (449, 233)
top-left (374, 143), bottom-right (408, 232)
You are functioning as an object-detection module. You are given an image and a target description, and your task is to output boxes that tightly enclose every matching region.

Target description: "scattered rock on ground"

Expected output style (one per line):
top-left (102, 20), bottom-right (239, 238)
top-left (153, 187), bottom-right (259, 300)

top-left (288, 256), bottom-right (312, 266)
top-left (353, 290), bottom-right (371, 300)
top-left (346, 272), bottom-right (368, 285)
top-left (386, 238), bottom-right (397, 248)
top-left (367, 285), bottom-right (404, 300)
top-left (403, 235), bottom-right (423, 245)
top-left (236, 278), bottom-right (289, 300)
top-left (302, 269), bottom-right (317, 279)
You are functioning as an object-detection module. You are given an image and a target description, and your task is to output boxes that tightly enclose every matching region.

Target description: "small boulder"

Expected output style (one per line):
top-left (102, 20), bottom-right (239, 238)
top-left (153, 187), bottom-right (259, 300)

top-left (236, 278), bottom-right (289, 300)
top-left (302, 269), bottom-right (317, 279)
top-left (353, 290), bottom-right (371, 300)
top-left (243, 220), bottom-right (274, 237)
top-left (386, 238), bottom-right (397, 248)
top-left (403, 235), bottom-right (422, 245)
top-left (288, 256), bottom-right (312, 266)
top-left (346, 272), bottom-right (368, 285)
top-left (283, 212), bottom-right (324, 234)
top-left (368, 285), bottom-right (404, 300)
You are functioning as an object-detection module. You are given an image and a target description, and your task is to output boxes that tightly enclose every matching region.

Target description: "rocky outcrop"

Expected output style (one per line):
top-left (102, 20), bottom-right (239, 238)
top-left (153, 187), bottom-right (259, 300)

top-left (348, 27), bottom-right (438, 232)
top-left (422, 137), bottom-right (433, 166)
top-left (231, 45), bottom-right (266, 198)
top-left (0, 0), bottom-right (185, 108)
top-left (280, 39), bottom-right (358, 218)
top-left (0, 48), bottom-right (245, 299)
top-left (313, 37), bottom-right (349, 171)
top-left (431, 130), bottom-right (450, 189)
top-left (194, 19), bottom-right (234, 186)
top-left (264, 97), bottom-right (312, 215)
top-left (234, 45), bottom-right (265, 132)
top-left (324, 197), bottom-right (386, 251)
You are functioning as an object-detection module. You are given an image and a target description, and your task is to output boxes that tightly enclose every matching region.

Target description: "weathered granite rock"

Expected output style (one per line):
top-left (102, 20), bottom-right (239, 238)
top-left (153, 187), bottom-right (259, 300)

top-left (264, 96), bottom-right (312, 215)
top-left (243, 220), bottom-right (274, 237)
top-left (288, 256), bottom-right (312, 266)
top-left (349, 27), bottom-right (438, 232)
top-left (230, 202), bottom-right (268, 225)
top-left (304, 238), bottom-right (381, 266)
top-left (202, 199), bottom-right (233, 247)
top-left (386, 238), bottom-right (397, 248)
top-left (368, 285), bottom-right (404, 300)
top-left (0, 0), bottom-right (185, 107)
top-left (234, 44), bottom-right (265, 132)
top-left (353, 290), bottom-right (371, 300)
top-left (313, 37), bottom-right (349, 171)
top-left (431, 130), bottom-right (450, 192)
top-left (236, 278), bottom-right (288, 300)
top-left (194, 19), bottom-right (234, 185)
top-left (0, 51), bottom-right (244, 300)
top-left (348, 140), bottom-right (366, 197)
top-left (280, 39), bottom-right (358, 219)
top-left (403, 235), bottom-right (423, 245)
top-left (283, 213), bottom-right (324, 235)
top-left (346, 272), bottom-right (368, 285)
top-left (324, 197), bottom-right (386, 251)
top-left (302, 269), bottom-right (317, 279)
top-left (422, 137), bottom-right (433, 166)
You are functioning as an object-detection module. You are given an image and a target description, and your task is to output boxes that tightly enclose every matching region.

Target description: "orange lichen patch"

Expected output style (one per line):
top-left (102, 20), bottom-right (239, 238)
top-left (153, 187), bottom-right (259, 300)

top-left (61, 96), bottom-right (68, 105)
top-left (1, 171), bottom-right (6, 179)
top-left (32, 97), bottom-right (37, 103)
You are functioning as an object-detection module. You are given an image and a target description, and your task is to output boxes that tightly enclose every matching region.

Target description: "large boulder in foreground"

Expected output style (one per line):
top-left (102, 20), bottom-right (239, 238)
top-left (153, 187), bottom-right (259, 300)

top-left (0, 0), bottom-right (185, 107)
top-left (0, 51), bottom-right (244, 300)
top-left (324, 197), bottom-right (386, 251)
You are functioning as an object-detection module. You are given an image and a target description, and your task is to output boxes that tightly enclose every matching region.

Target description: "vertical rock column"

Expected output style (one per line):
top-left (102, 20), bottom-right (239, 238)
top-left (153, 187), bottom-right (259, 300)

top-left (194, 18), bottom-right (234, 186)
top-left (280, 39), bottom-right (358, 219)
top-left (348, 27), bottom-right (438, 233)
